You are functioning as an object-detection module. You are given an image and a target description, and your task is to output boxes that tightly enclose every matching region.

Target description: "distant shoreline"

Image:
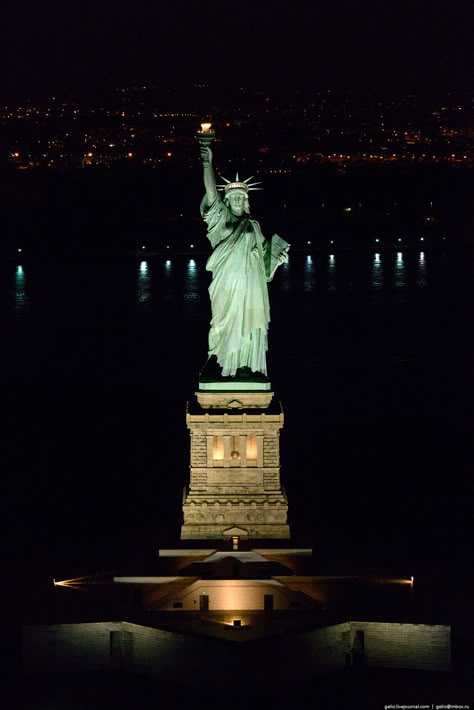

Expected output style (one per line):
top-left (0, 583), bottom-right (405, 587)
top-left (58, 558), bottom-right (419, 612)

top-left (129, 242), bottom-right (472, 257)
top-left (1, 241), bottom-right (472, 263)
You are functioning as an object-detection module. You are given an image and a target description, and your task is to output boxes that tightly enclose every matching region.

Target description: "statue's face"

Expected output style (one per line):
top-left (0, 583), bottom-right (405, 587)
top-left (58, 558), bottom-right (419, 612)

top-left (227, 189), bottom-right (247, 216)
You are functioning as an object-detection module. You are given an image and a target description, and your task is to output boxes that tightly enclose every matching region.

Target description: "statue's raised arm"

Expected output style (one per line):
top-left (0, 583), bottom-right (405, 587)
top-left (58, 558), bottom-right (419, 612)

top-left (199, 143), bottom-right (217, 205)
top-left (198, 130), bottom-right (289, 385)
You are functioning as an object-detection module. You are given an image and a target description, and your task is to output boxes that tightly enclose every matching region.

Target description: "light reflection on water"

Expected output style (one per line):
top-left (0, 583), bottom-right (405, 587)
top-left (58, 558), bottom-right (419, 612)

top-left (3, 251), bottom-right (473, 390)
top-left (161, 258), bottom-right (174, 301)
top-left (184, 258), bottom-right (200, 302)
top-left (371, 252), bottom-right (384, 289)
top-left (394, 251), bottom-right (406, 288)
top-left (4, 252), bottom-right (450, 321)
top-left (416, 251), bottom-right (428, 287)
top-left (279, 259), bottom-right (291, 292)
top-left (136, 260), bottom-right (151, 305)
top-left (328, 254), bottom-right (336, 291)
top-left (303, 254), bottom-right (315, 292)
top-left (15, 264), bottom-right (28, 311)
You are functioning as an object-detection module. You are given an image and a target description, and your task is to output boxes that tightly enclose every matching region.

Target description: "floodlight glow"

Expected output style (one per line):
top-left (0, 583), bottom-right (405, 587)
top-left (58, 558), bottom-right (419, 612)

top-left (53, 576), bottom-right (92, 591)
top-left (375, 238), bottom-right (379, 243)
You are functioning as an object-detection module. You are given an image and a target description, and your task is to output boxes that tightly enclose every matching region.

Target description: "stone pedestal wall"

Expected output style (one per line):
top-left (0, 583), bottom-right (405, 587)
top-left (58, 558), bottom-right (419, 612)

top-left (181, 392), bottom-right (290, 540)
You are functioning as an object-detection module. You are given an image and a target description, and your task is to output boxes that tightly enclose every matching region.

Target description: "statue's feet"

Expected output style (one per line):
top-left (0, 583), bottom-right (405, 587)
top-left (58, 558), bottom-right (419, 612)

top-left (199, 356), bottom-right (222, 382)
top-left (235, 366), bottom-right (269, 383)
top-left (199, 358), bottom-right (269, 383)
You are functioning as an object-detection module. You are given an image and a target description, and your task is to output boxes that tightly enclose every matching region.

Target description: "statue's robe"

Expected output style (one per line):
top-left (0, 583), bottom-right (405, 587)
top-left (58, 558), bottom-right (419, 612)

top-left (201, 194), bottom-right (271, 377)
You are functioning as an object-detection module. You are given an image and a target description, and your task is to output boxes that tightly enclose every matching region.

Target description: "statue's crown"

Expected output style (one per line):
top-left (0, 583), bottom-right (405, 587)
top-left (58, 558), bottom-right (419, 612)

top-left (217, 172), bottom-right (262, 193)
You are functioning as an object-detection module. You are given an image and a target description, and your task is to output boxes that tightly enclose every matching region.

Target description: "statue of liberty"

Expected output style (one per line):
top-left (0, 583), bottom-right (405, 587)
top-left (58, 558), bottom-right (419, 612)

top-left (198, 138), bottom-right (289, 383)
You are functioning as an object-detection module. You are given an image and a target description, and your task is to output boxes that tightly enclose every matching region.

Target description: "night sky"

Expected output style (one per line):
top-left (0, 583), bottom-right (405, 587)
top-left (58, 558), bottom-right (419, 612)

top-left (2, 0), bottom-right (472, 98)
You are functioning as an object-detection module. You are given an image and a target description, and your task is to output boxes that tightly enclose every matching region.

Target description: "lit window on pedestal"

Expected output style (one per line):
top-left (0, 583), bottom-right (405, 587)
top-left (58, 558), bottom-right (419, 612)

top-left (246, 435), bottom-right (257, 460)
top-left (212, 435), bottom-right (258, 462)
top-left (230, 436), bottom-right (241, 460)
top-left (212, 436), bottom-right (224, 461)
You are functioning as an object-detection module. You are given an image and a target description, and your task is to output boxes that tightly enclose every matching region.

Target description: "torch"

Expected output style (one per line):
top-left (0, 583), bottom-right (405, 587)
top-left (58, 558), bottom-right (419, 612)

top-left (196, 122), bottom-right (215, 145)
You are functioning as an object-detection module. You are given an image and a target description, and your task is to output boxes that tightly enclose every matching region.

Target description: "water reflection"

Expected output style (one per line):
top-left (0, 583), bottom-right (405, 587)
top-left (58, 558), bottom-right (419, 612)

top-left (279, 258), bottom-right (291, 292)
top-left (394, 251), bottom-right (406, 288)
top-left (15, 264), bottom-right (28, 311)
top-left (416, 251), bottom-right (428, 287)
top-left (371, 252), bottom-right (384, 289)
top-left (328, 254), bottom-right (336, 291)
top-left (304, 255), bottom-right (315, 291)
top-left (136, 260), bottom-right (151, 304)
top-left (161, 258), bottom-right (174, 301)
top-left (184, 258), bottom-right (200, 302)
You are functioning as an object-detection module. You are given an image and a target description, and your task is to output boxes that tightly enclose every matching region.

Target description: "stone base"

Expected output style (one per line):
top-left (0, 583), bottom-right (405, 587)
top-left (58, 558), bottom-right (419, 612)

top-left (199, 380), bottom-right (271, 392)
top-left (181, 524), bottom-right (290, 540)
top-left (182, 492), bottom-right (290, 541)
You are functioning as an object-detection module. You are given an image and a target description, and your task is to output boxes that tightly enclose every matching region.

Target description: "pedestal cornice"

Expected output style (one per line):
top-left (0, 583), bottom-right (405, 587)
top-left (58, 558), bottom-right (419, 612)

top-left (195, 390), bottom-right (274, 410)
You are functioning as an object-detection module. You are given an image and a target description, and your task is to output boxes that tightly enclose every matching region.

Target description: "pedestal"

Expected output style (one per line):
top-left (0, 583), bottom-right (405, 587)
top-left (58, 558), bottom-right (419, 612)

top-left (181, 390), bottom-right (290, 540)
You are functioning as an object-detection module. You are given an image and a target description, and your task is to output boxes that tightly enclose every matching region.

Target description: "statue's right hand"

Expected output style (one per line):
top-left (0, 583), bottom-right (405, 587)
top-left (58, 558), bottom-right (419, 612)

top-left (199, 143), bottom-right (212, 165)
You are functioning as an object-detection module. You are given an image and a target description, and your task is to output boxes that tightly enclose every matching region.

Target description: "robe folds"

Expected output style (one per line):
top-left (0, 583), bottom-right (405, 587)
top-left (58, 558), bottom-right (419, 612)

top-left (201, 194), bottom-right (271, 377)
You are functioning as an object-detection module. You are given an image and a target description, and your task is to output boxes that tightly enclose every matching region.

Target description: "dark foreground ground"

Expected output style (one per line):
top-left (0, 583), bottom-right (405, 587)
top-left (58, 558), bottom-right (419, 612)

top-left (10, 667), bottom-right (473, 710)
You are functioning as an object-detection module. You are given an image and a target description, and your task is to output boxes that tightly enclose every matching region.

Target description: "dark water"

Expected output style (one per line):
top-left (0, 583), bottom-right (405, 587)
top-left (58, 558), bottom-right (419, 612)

top-left (2, 249), bottom-right (473, 573)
